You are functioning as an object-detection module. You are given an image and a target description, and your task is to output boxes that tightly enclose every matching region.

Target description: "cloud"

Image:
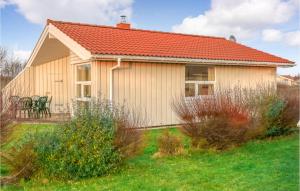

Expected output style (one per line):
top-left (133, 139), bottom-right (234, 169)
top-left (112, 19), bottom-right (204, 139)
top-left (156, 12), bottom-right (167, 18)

top-left (172, 0), bottom-right (299, 40)
top-left (13, 49), bottom-right (31, 61)
top-left (4, 0), bottom-right (133, 25)
top-left (0, 0), bottom-right (9, 8)
top-left (262, 29), bottom-right (300, 46)
top-left (262, 29), bottom-right (283, 42)
top-left (285, 31), bottom-right (300, 46)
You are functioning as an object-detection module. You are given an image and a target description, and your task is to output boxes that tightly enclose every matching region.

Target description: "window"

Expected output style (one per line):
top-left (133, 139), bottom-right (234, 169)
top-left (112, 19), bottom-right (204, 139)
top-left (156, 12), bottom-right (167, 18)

top-left (76, 64), bottom-right (91, 100)
top-left (185, 65), bottom-right (215, 97)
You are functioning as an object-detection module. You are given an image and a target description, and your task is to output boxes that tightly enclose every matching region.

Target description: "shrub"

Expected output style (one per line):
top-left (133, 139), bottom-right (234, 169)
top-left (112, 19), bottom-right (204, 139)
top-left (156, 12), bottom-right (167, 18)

top-left (5, 143), bottom-right (37, 179)
top-left (278, 85), bottom-right (299, 129)
top-left (201, 117), bottom-right (250, 150)
top-left (1, 142), bottom-right (38, 185)
top-left (154, 130), bottom-right (184, 158)
top-left (259, 88), bottom-right (299, 137)
top-left (172, 87), bottom-right (254, 149)
top-left (0, 92), bottom-right (16, 145)
top-left (35, 99), bottom-right (144, 180)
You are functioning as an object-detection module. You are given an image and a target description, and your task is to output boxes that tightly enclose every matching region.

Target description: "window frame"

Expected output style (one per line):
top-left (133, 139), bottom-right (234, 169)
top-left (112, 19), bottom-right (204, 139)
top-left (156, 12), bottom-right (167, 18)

top-left (185, 65), bottom-right (216, 98)
top-left (75, 63), bottom-right (92, 101)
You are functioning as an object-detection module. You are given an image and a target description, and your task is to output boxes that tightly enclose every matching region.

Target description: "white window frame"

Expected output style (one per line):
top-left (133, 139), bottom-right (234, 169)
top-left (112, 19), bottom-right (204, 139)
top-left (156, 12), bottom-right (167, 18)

top-left (75, 63), bottom-right (92, 101)
top-left (185, 65), bottom-right (216, 98)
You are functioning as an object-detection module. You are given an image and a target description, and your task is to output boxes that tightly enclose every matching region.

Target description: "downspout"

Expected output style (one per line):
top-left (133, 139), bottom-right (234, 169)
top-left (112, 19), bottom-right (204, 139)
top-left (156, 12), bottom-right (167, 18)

top-left (109, 58), bottom-right (121, 103)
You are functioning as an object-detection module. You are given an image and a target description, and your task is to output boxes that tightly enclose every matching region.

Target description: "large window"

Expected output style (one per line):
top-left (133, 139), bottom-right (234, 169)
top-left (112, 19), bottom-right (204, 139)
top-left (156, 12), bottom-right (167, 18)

top-left (76, 64), bottom-right (91, 100)
top-left (185, 65), bottom-right (215, 97)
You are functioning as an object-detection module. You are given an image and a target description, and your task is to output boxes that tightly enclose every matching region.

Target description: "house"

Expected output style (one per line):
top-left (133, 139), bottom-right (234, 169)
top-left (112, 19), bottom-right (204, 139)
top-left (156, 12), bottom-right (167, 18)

top-left (277, 75), bottom-right (299, 86)
top-left (1, 19), bottom-right (295, 126)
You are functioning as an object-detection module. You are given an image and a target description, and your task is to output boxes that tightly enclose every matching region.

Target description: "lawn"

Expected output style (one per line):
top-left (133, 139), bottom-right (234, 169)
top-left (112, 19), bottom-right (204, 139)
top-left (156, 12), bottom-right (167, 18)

top-left (1, 124), bottom-right (299, 191)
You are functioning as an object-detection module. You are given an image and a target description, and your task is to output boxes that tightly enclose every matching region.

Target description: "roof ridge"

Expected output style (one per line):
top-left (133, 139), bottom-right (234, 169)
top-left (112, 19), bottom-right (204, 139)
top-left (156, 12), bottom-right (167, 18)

top-left (47, 19), bottom-right (226, 40)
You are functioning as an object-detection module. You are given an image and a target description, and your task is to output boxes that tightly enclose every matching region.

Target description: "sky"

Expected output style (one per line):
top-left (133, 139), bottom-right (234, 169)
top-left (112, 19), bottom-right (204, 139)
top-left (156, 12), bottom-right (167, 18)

top-left (0, 0), bottom-right (299, 75)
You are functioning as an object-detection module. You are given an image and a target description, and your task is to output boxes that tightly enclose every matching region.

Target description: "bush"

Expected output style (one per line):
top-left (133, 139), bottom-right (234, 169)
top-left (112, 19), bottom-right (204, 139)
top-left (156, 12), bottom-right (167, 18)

top-left (201, 117), bottom-right (250, 150)
top-left (278, 85), bottom-right (299, 129)
top-left (172, 87), bottom-right (254, 150)
top-left (154, 130), bottom-right (184, 157)
top-left (1, 142), bottom-right (38, 185)
top-left (34, 99), bottom-right (144, 180)
top-left (259, 89), bottom-right (299, 137)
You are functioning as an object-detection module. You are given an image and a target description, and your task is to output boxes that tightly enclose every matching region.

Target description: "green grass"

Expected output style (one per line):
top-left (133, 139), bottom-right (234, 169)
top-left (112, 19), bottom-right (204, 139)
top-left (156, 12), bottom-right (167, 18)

top-left (1, 124), bottom-right (299, 191)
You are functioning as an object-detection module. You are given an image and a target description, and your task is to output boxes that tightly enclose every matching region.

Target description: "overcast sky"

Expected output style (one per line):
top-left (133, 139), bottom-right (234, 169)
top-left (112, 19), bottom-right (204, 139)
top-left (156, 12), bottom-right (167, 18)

top-left (1, 0), bottom-right (299, 75)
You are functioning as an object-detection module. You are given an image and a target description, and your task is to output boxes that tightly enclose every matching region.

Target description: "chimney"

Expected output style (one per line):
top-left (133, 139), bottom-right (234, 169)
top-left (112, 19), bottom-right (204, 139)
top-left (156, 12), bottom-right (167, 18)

top-left (116, 15), bottom-right (131, 29)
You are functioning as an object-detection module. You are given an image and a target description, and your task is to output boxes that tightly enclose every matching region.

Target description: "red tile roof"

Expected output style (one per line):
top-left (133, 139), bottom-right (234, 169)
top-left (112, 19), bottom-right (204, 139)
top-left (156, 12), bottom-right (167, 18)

top-left (48, 19), bottom-right (294, 64)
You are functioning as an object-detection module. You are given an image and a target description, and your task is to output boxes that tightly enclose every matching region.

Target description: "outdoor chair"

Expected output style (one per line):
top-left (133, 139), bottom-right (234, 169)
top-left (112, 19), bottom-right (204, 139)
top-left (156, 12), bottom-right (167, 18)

top-left (18, 97), bottom-right (32, 118)
top-left (31, 95), bottom-right (40, 102)
top-left (9, 96), bottom-right (20, 118)
top-left (31, 95), bottom-right (40, 110)
top-left (33, 96), bottom-right (48, 118)
top-left (45, 96), bottom-right (52, 117)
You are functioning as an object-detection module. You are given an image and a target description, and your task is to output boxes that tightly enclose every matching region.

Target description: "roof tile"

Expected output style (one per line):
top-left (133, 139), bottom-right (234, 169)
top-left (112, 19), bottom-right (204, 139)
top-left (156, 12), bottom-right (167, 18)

top-left (49, 19), bottom-right (293, 64)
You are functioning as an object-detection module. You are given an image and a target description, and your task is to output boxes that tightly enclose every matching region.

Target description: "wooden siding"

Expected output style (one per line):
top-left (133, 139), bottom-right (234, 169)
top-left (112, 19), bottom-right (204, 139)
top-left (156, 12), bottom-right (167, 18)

top-left (1, 67), bottom-right (35, 110)
top-left (93, 61), bottom-right (185, 126)
top-left (1, 48), bottom-right (277, 127)
top-left (34, 56), bottom-right (71, 113)
top-left (215, 65), bottom-right (276, 89)
top-left (92, 62), bottom-right (276, 126)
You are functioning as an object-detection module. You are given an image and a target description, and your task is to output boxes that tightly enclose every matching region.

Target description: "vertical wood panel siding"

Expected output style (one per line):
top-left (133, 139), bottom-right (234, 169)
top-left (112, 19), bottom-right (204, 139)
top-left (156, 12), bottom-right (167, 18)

top-left (34, 56), bottom-right (71, 113)
top-left (94, 61), bottom-right (185, 126)
top-left (215, 66), bottom-right (276, 89)
top-left (1, 67), bottom-right (35, 110)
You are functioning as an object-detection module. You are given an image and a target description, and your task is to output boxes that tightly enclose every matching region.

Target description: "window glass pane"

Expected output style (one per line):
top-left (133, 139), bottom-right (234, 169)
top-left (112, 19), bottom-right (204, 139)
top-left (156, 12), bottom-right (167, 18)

top-left (185, 83), bottom-right (195, 97)
top-left (185, 66), bottom-right (214, 81)
top-left (83, 85), bottom-right (91, 98)
top-left (77, 64), bottom-right (91, 81)
top-left (198, 84), bottom-right (214, 95)
top-left (76, 84), bottom-right (81, 98)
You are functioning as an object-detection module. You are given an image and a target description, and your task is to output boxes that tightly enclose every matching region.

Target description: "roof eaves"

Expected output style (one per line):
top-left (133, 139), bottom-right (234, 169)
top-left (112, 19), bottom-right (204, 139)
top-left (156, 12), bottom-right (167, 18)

top-left (92, 54), bottom-right (295, 67)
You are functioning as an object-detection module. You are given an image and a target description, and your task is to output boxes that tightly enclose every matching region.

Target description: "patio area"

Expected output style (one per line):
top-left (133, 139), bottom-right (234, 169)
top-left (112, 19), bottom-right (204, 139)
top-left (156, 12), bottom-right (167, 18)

top-left (8, 95), bottom-right (70, 123)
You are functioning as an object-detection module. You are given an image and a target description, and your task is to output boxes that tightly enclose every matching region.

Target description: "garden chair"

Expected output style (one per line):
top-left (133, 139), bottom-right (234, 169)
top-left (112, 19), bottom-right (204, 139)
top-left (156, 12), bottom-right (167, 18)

top-left (45, 96), bottom-right (52, 117)
top-left (18, 97), bottom-right (32, 118)
top-left (9, 96), bottom-right (19, 118)
top-left (33, 96), bottom-right (48, 118)
top-left (31, 95), bottom-right (40, 110)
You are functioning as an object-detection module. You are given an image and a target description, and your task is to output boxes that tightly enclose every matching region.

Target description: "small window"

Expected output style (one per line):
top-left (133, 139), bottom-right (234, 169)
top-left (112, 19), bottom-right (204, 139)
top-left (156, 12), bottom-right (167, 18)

top-left (198, 84), bottom-right (214, 95)
top-left (185, 65), bottom-right (215, 97)
top-left (76, 64), bottom-right (91, 100)
top-left (77, 64), bottom-right (91, 81)
top-left (185, 66), bottom-right (215, 81)
top-left (76, 84), bottom-right (82, 98)
top-left (185, 83), bottom-right (195, 97)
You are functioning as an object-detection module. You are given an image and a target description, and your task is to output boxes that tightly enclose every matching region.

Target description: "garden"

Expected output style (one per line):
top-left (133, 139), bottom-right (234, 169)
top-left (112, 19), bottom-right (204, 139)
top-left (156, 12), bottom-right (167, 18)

top-left (0, 85), bottom-right (299, 190)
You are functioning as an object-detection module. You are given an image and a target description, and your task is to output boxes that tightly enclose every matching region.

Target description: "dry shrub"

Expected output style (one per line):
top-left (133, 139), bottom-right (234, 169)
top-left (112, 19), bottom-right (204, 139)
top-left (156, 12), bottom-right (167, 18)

top-left (114, 112), bottom-right (144, 158)
top-left (153, 130), bottom-right (184, 158)
top-left (173, 84), bottom-right (299, 147)
top-left (278, 84), bottom-right (299, 128)
top-left (2, 143), bottom-right (37, 181)
top-left (201, 117), bottom-right (250, 150)
top-left (172, 86), bottom-right (273, 150)
top-left (0, 92), bottom-right (15, 145)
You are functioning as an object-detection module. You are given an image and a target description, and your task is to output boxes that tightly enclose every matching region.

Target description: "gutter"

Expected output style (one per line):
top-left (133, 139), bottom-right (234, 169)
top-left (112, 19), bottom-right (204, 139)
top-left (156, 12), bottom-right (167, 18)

top-left (92, 54), bottom-right (295, 67)
top-left (109, 58), bottom-right (121, 103)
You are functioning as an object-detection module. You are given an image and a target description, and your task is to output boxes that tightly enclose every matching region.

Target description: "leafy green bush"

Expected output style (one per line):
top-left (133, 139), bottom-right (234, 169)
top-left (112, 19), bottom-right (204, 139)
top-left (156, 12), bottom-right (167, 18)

top-left (34, 100), bottom-right (143, 180)
top-left (260, 95), bottom-right (296, 137)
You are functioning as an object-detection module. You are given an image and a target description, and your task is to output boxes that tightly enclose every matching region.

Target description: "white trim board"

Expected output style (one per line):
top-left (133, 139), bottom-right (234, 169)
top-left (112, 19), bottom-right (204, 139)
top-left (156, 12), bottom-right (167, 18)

top-left (92, 54), bottom-right (295, 67)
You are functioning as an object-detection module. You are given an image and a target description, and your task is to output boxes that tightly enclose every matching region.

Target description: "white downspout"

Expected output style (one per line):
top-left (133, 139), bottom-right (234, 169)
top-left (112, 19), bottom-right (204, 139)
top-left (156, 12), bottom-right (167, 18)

top-left (109, 57), bottom-right (121, 103)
